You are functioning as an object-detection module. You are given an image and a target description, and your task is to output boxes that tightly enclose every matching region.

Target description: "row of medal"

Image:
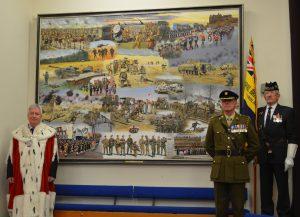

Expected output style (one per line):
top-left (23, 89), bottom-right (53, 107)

top-left (229, 124), bottom-right (247, 133)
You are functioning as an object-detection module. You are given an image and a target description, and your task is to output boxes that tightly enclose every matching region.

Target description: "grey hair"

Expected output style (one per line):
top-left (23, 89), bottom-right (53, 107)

top-left (28, 104), bottom-right (43, 114)
top-left (263, 90), bottom-right (280, 95)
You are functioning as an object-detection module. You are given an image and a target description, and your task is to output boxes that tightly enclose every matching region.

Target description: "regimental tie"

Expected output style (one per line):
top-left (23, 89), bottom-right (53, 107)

top-left (265, 107), bottom-right (272, 128)
top-left (265, 106), bottom-right (272, 154)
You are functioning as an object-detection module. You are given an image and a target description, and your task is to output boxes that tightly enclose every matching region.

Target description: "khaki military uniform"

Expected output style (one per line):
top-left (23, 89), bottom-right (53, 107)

top-left (102, 138), bottom-right (109, 155)
top-left (139, 137), bottom-right (146, 155)
top-left (205, 113), bottom-right (260, 217)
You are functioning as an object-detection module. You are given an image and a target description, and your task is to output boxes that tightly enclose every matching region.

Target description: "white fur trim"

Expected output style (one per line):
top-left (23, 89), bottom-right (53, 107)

top-left (7, 194), bottom-right (11, 216)
top-left (9, 192), bottom-right (55, 217)
top-left (12, 123), bottom-right (56, 143)
top-left (52, 138), bottom-right (58, 162)
top-left (8, 124), bottom-right (57, 217)
top-left (10, 123), bottom-right (56, 194)
top-left (8, 210), bottom-right (12, 217)
top-left (19, 137), bottom-right (47, 194)
top-left (49, 192), bottom-right (56, 211)
top-left (12, 195), bottom-right (24, 217)
top-left (7, 194), bottom-right (10, 207)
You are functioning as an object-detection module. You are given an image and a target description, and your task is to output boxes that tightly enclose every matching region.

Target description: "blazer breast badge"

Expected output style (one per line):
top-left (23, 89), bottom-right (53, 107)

top-left (273, 113), bottom-right (282, 123)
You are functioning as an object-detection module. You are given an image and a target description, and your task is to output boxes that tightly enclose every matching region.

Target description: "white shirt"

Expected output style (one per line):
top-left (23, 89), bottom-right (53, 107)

top-left (264, 103), bottom-right (278, 126)
top-left (28, 124), bottom-right (35, 134)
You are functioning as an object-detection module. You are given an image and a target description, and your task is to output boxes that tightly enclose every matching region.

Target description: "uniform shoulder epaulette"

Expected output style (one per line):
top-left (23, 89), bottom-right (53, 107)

top-left (239, 113), bottom-right (250, 119)
top-left (238, 114), bottom-right (251, 124)
top-left (210, 114), bottom-right (222, 120)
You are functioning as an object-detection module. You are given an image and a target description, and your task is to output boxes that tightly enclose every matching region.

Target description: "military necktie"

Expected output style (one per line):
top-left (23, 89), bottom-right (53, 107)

top-left (264, 107), bottom-right (273, 154)
top-left (265, 107), bottom-right (272, 128)
top-left (226, 117), bottom-right (233, 126)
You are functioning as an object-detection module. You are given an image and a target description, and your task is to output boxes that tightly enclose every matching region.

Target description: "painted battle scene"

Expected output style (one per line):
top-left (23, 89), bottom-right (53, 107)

top-left (37, 7), bottom-right (241, 161)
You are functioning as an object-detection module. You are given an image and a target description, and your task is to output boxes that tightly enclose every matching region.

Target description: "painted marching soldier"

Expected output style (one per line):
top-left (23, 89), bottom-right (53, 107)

top-left (205, 90), bottom-right (260, 217)
top-left (6, 104), bottom-right (58, 217)
top-left (257, 82), bottom-right (297, 217)
top-left (108, 135), bottom-right (115, 155)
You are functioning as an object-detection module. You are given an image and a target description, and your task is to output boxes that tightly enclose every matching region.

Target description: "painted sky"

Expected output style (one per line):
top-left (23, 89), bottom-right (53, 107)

top-left (41, 8), bottom-right (239, 29)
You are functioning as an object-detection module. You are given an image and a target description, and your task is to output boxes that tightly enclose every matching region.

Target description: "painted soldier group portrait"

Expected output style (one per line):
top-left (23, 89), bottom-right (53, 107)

top-left (36, 5), bottom-right (243, 163)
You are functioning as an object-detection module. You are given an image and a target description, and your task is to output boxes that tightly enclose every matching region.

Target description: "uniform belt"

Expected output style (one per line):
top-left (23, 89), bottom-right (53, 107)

top-left (215, 150), bottom-right (242, 157)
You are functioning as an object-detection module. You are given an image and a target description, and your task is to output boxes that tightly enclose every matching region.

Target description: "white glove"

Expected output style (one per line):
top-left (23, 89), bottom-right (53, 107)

top-left (284, 158), bottom-right (294, 172)
top-left (284, 143), bottom-right (298, 172)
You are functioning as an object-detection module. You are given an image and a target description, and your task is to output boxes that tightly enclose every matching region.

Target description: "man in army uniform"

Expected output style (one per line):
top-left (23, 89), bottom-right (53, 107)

top-left (119, 66), bottom-right (129, 87)
top-left (156, 136), bottom-right (161, 155)
top-left (150, 135), bottom-right (157, 157)
top-left (108, 135), bottom-right (115, 155)
top-left (126, 135), bottom-right (133, 155)
top-left (192, 121), bottom-right (200, 131)
top-left (205, 90), bottom-right (259, 217)
top-left (113, 60), bottom-right (119, 74)
top-left (106, 63), bottom-right (113, 75)
top-left (140, 65), bottom-right (146, 74)
top-left (115, 134), bottom-right (121, 155)
top-left (63, 142), bottom-right (69, 157)
top-left (145, 135), bottom-right (150, 156)
top-left (120, 135), bottom-right (126, 156)
top-left (139, 135), bottom-right (146, 155)
top-left (132, 141), bottom-right (140, 157)
top-left (226, 72), bottom-right (234, 86)
top-left (161, 137), bottom-right (167, 156)
top-left (44, 71), bottom-right (49, 85)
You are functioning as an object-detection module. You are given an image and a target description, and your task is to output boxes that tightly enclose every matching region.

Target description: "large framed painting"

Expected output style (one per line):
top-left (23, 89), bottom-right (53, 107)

top-left (36, 5), bottom-right (243, 163)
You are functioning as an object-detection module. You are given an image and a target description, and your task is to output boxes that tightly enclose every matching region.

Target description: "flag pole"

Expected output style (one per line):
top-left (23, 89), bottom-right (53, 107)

top-left (242, 37), bottom-right (258, 213)
top-left (251, 38), bottom-right (258, 213)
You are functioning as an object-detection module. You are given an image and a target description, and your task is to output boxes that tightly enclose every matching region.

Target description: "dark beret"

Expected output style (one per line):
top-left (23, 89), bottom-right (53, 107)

top-left (264, 82), bottom-right (279, 91)
top-left (219, 90), bottom-right (239, 100)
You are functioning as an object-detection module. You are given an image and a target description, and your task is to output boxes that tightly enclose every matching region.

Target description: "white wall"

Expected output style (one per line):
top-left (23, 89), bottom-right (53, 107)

top-left (0, 0), bottom-right (292, 216)
top-left (0, 0), bottom-right (32, 216)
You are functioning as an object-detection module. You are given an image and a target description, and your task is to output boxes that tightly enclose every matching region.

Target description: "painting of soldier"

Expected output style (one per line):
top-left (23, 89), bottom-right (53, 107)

top-left (37, 6), bottom-right (242, 162)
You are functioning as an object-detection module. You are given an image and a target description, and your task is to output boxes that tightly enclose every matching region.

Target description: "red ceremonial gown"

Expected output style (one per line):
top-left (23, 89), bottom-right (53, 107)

top-left (7, 123), bottom-right (57, 217)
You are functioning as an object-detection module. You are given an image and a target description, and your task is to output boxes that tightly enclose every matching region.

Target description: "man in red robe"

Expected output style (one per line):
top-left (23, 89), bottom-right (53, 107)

top-left (6, 104), bottom-right (58, 217)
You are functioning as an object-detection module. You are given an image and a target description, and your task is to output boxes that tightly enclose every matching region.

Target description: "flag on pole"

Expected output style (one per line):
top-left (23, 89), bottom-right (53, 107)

top-left (241, 38), bottom-right (257, 123)
top-left (241, 38), bottom-right (258, 213)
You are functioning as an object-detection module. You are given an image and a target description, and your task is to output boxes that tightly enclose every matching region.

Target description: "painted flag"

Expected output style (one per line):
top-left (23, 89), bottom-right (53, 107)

top-left (241, 38), bottom-right (257, 123)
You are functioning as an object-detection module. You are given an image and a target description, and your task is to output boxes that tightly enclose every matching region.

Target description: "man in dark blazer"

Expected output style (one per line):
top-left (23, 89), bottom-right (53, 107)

top-left (257, 82), bottom-right (298, 217)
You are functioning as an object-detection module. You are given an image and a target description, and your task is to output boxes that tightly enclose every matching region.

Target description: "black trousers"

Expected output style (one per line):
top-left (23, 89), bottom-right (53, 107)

top-left (260, 163), bottom-right (290, 217)
top-left (214, 182), bottom-right (246, 217)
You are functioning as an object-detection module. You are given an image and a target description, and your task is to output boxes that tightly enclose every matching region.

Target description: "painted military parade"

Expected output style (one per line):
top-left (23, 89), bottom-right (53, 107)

top-left (38, 11), bottom-right (239, 162)
top-left (98, 134), bottom-right (168, 157)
